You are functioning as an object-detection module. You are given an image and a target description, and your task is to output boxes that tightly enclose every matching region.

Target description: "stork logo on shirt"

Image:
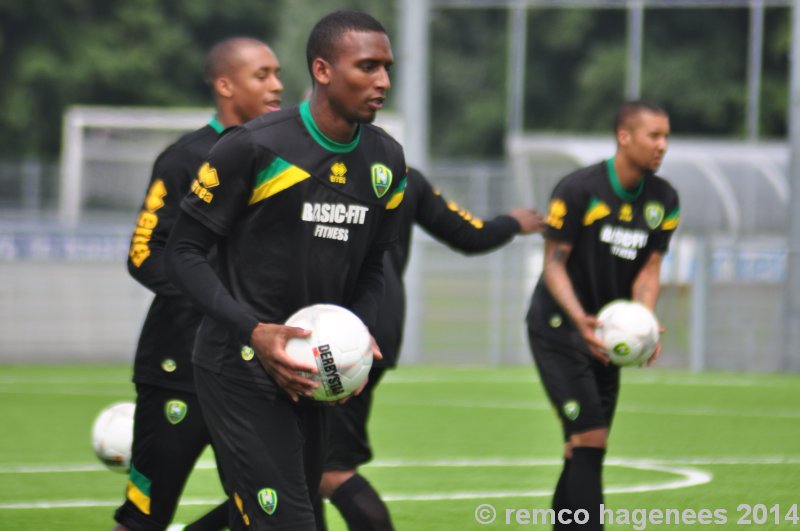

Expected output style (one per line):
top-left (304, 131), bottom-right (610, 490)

top-left (329, 162), bottom-right (347, 184)
top-left (257, 488), bottom-right (278, 515)
top-left (191, 162), bottom-right (220, 204)
top-left (644, 201), bottom-right (665, 230)
top-left (371, 164), bottom-right (393, 198)
top-left (165, 400), bottom-right (187, 425)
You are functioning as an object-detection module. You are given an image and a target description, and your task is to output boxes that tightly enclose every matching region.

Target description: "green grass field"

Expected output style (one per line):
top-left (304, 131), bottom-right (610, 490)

top-left (1, 365), bottom-right (798, 530)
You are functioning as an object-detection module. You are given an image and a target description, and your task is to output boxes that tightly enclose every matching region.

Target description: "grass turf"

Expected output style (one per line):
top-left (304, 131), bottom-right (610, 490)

top-left (0, 365), bottom-right (798, 530)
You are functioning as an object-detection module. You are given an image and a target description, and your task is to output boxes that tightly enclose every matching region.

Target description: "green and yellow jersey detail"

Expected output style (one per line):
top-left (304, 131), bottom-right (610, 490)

top-left (126, 464), bottom-right (152, 515)
top-left (662, 208), bottom-right (680, 231)
top-left (386, 175), bottom-right (407, 210)
top-left (583, 198), bottom-right (611, 226)
top-left (249, 158), bottom-right (311, 205)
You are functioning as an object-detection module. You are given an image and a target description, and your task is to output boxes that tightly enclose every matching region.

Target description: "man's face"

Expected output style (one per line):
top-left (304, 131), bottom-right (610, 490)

top-left (619, 111), bottom-right (670, 173)
top-left (228, 44), bottom-right (283, 123)
top-left (324, 30), bottom-right (393, 124)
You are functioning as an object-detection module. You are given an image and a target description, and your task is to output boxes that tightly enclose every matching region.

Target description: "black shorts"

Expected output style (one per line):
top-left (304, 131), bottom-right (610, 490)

top-left (324, 366), bottom-right (387, 472)
top-left (527, 326), bottom-right (620, 440)
top-left (114, 384), bottom-right (214, 531)
top-left (195, 366), bottom-right (327, 531)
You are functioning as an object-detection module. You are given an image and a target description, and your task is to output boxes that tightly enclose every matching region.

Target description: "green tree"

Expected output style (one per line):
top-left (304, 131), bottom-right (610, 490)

top-left (0, 0), bottom-right (283, 158)
top-left (429, 8), bottom-right (509, 159)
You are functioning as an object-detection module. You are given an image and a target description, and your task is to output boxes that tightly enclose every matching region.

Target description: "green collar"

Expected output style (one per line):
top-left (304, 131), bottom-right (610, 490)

top-left (606, 157), bottom-right (644, 202)
top-left (208, 116), bottom-right (224, 134)
top-left (299, 100), bottom-right (360, 153)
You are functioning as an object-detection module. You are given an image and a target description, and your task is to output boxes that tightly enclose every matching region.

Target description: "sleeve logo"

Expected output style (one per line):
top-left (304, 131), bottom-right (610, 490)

top-left (129, 179), bottom-right (167, 268)
top-left (191, 162), bottom-right (220, 203)
top-left (546, 199), bottom-right (567, 229)
top-left (371, 163), bottom-right (393, 198)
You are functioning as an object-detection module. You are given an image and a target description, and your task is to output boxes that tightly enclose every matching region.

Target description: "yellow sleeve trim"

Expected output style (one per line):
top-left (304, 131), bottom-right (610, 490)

top-left (249, 166), bottom-right (311, 205)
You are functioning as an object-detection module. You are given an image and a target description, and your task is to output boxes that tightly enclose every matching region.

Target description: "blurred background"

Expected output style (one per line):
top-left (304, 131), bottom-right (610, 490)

top-left (1, 0), bottom-right (799, 372)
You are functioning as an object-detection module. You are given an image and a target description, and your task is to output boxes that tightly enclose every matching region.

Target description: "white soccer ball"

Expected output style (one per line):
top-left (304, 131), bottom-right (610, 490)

top-left (595, 300), bottom-right (660, 367)
top-left (285, 304), bottom-right (373, 401)
top-left (91, 401), bottom-right (135, 472)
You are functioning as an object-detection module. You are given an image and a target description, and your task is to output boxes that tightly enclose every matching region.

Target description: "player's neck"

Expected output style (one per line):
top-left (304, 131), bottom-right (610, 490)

top-left (611, 155), bottom-right (643, 190)
top-left (215, 108), bottom-right (243, 129)
top-left (308, 97), bottom-right (359, 144)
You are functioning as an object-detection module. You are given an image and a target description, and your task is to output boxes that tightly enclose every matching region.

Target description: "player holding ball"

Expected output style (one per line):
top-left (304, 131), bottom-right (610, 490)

top-left (525, 100), bottom-right (680, 530)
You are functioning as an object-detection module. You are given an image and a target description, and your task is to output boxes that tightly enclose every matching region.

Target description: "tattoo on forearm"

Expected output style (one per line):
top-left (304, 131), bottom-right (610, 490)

top-left (552, 247), bottom-right (567, 264)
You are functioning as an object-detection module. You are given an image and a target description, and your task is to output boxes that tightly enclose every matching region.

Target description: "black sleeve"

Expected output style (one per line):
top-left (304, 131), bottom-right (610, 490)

top-left (347, 245), bottom-right (385, 332)
top-left (127, 148), bottom-right (198, 297)
top-left (165, 211), bottom-right (259, 345)
top-left (413, 170), bottom-right (520, 254)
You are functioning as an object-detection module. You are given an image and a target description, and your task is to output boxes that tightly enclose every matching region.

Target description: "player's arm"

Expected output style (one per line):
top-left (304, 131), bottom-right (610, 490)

top-left (633, 249), bottom-right (667, 366)
top-left (126, 151), bottom-right (194, 297)
top-left (347, 244), bottom-right (385, 336)
top-left (414, 170), bottom-right (543, 254)
top-left (165, 211), bottom-right (318, 400)
top-left (632, 251), bottom-right (663, 311)
top-left (349, 162), bottom-right (408, 362)
top-left (347, 244), bottom-right (385, 366)
top-left (542, 238), bottom-right (610, 363)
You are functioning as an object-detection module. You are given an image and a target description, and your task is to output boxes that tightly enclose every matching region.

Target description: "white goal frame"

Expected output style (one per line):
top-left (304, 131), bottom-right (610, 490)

top-left (58, 105), bottom-right (213, 226)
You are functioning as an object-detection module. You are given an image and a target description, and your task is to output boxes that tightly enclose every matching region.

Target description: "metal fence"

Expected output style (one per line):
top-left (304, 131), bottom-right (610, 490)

top-left (0, 160), bottom-right (791, 371)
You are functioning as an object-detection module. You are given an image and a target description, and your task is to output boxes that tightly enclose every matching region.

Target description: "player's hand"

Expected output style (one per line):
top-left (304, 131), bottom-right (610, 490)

top-left (509, 208), bottom-right (546, 234)
top-left (335, 378), bottom-right (369, 405)
top-left (335, 337), bottom-right (379, 405)
top-left (577, 314), bottom-right (611, 365)
top-left (250, 322), bottom-right (319, 402)
top-left (644, 323), bottom-right (666, 367)
top-left (370, 335), bottom-right (382, 361)
top-left (644, 343), bottom-right (662, 366)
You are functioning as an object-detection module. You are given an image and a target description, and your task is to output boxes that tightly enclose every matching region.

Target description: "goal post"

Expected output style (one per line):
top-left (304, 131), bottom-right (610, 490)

top-left (57, 105), bottom-right (406, 227)
top-left (59, 105), bottom-right (213, 226)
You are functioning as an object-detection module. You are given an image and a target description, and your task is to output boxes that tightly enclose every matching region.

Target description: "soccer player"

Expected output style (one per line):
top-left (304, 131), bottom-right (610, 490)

top-left (525, 100), bottom-right (679, 530)
top-left (116, 37), bottom-right (283, 531)
top-left (319, 167), bottom-right (545, 530)
top-left (165, 10), bottom-right (405, 530)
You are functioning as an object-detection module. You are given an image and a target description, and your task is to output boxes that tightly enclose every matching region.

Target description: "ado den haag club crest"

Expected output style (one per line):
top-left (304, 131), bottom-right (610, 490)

top-left (165, 399), bottom-right (187, 425)
top-left (371, 164), bottom-right (393, 198)
top-left (258, 487), bottom-right (278, 515)
top-left (644, 201), bottom-right (665, 230)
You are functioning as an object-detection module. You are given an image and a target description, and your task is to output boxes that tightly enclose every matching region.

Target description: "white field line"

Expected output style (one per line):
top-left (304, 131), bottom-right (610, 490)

top-left (0, 459), bottom-right (711, 509)
top-left (381, 374), bottom-right (800, 388)
top-left (375, 397), bottom-right (800, 419)
top-left (1, 456), bottom-right (799, 475)
top-left (382, 461), bottom-right (712, 502)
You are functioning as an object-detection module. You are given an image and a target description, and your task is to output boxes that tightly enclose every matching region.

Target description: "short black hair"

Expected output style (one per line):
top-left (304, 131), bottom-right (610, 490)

top-left (204, 37), bottom-right (267, 85)
top-left (306, 10), bottom-right (387, 80)
top-left (614, 100), bottom-right (668, 133)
